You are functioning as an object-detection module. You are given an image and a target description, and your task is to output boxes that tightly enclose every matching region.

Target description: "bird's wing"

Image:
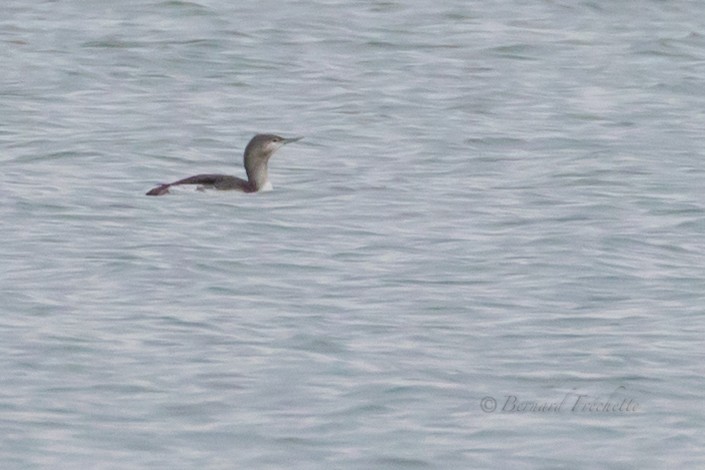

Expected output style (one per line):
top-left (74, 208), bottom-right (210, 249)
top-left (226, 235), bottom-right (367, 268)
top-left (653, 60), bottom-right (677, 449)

top-left (146, 174), bottom-right (252, 196)
top-left (170, 174), bottom-right (228, 186)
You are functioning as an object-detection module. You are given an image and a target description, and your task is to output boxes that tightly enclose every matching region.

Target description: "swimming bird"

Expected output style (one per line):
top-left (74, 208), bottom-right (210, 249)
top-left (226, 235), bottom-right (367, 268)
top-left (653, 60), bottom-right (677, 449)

top-left (145, 134), bottom-right (302, 196)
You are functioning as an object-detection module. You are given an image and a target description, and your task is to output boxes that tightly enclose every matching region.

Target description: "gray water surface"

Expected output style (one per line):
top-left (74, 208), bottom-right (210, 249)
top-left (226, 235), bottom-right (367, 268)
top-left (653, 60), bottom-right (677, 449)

top-left (2, 1), bottom-right (705, 468)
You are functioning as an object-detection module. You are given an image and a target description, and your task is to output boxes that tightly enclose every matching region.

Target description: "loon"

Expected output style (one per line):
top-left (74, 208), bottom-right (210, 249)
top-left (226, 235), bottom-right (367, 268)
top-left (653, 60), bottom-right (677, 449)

top-left (146, 134), bottom-right (302, 196)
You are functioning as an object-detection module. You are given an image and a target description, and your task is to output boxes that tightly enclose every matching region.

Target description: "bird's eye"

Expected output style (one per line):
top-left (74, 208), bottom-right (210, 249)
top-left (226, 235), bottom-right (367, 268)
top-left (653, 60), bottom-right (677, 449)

top-left (272, 137), bottom-right (281, 142)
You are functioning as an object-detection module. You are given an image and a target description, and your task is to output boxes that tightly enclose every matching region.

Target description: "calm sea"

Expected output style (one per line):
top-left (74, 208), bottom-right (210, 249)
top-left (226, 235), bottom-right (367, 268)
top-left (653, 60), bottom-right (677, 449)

top-left (2, 1), bottom-right (704, 468)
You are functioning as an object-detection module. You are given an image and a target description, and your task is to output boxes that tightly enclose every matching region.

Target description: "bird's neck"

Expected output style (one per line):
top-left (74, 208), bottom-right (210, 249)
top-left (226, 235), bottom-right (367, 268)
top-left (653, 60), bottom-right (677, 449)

top-left (245, 159), bottom-right (270, 192)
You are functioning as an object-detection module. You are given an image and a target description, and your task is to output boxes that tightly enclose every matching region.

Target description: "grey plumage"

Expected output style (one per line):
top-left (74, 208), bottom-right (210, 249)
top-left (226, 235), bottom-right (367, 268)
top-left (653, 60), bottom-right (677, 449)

top-left (146, 134), bottom-right (302, 196)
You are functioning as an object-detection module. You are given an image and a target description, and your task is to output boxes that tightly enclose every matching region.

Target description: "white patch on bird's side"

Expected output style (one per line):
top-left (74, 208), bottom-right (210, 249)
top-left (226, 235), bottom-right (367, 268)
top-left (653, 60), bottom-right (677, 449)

top-left (260, 180), bottom-right (273, 192)
top-left (165, 184), bottom-right (203, 194)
